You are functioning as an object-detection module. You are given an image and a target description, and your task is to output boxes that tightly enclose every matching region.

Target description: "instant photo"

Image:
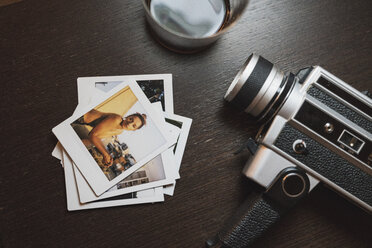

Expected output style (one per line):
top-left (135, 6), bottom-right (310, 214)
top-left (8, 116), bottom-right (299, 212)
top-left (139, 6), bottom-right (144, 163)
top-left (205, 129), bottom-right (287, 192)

top-left (62, 152), bottom-right (164, 211)
top-left (67, 77), bottom-right (179, 202)
top-left (53, 80), bottom-right (172, 195)
top-left (162, 113), bottom-right (192, 196)
top-left (96, 80), bottom-right (166, 111)
top-left (77, 74), bottom-right (173, 113)
top-left (74, 147), bottom-right (177, 203)
top-left (164, 113), bottom-right (192, 171)
top-left (70, 86), bottom-right (164, 181)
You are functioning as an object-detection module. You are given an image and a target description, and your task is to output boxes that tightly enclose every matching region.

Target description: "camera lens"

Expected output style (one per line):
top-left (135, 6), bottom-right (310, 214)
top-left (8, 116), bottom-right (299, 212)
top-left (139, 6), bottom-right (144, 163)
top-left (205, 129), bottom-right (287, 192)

top-left (224, 54), bottom-right (295, 121)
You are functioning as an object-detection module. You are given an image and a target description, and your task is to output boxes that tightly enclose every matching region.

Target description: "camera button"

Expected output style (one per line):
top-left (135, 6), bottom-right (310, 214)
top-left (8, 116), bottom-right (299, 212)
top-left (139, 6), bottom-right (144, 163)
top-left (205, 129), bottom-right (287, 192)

top-left (324, 122), bottom-right (334, 133)
top-left (293, 139), bottom-right (307, 154)
top-left (282, 173), bottom-right (306, 198)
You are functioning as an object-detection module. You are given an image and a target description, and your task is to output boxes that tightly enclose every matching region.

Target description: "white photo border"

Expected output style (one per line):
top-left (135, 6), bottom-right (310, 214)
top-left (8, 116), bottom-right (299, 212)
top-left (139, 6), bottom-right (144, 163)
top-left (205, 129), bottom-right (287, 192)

top-left (72, 90), bottom-right (179, 203)
top-left (74, 147), bottom-right (176, 203)
top-left (77, 74), bottom-right (173, 113)
top-left (53, 80), bottom-right (172, 195)
top-left (62, 151), bottom-right (164, 211)
top-left (162, 113), bottom-right (192, 196)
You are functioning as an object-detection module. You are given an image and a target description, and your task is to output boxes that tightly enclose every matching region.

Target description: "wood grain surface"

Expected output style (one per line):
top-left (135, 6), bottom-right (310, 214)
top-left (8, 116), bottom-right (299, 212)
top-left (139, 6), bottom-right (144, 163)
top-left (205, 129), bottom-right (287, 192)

top-left (0, 0), bottom-right (21, 8)
top-left (0, 0), bottom-right (371, 247)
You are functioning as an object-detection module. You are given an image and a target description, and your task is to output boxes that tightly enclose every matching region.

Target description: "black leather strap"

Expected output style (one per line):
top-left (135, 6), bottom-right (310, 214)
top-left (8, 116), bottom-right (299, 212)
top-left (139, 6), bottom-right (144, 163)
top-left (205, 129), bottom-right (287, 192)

top-left (206, 168), bottom-right (309, 248)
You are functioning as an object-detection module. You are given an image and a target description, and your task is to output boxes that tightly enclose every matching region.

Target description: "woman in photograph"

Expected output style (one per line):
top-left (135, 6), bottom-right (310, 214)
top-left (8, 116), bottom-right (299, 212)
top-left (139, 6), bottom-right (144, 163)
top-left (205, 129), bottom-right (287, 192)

top-left (73, 109), bottom-right (147, 167)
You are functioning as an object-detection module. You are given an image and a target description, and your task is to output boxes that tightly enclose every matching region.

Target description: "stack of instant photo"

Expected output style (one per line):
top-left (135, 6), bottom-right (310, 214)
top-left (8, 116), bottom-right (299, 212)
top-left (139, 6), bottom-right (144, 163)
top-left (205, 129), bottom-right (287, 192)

top-left (52, 74), bottom-right (192, 211)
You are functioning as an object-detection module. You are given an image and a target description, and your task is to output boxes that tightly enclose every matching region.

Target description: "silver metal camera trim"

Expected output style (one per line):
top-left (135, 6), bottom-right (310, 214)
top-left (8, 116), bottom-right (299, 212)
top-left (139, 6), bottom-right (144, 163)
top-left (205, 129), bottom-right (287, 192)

top-left (304, 95), bottom-right (372, 152)
top-left (306, 95), bottom-right (371, 140)
top-left (269, 142), bottom-right (372, 213)
top-left (224, 54), bottom-right (259, 102)
top-left (301, 67), bottom-right (372, 106)
top-left (303, 84), bottom-right (371, 169)
top-left (277, 82), bottom-right (304, 120)
top-left (255, 65), bottom-right (372, 212)
top-left (229, 59), bottom-right (372, 211)
top-left (245, 67), bottom-right (283, 117)
top-left (256, 71), bottom-right (293, 122)
top-left (243, 143), bottom-right (319, 191)
top-left (289, 118), bottom-right (372, 175)
top-left (311, 81), bottom-right (372, 122)
top-left (258, 116), bottom-right (371, 212)
top-left (243, 145), bottom-right (288, 188)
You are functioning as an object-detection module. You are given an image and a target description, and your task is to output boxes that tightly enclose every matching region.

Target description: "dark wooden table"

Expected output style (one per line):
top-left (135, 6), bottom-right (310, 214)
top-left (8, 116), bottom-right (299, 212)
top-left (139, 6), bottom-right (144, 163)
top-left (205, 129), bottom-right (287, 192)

top-left (0, 0), bottom-right (371, 247)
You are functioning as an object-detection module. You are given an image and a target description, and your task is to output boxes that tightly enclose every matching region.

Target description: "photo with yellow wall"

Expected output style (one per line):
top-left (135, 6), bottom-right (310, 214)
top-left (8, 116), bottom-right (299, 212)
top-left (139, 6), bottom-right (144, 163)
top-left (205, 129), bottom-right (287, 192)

top-left (70, 86), bottom-right (166, 181)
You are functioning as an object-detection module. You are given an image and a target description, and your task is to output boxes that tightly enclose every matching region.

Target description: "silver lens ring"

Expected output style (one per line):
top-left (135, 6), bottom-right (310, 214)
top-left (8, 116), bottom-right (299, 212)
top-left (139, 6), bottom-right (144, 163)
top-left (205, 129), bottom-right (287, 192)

top-left (224, 54), bottom-right (285, 118)
top-left (257, 73), bottom-right (296, 122)
top-left (224, 54), bottom-right (259, 102)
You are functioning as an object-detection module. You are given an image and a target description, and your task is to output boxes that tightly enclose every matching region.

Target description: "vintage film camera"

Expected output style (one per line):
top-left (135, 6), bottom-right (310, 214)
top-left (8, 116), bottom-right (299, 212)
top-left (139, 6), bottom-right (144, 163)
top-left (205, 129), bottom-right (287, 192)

top-left (206, 54), bottom-right (371, 248)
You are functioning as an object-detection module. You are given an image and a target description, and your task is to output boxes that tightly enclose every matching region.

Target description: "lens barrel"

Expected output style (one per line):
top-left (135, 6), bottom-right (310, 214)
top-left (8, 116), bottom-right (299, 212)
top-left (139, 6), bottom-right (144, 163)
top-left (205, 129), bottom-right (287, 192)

top-left (225, 54), bottom-right (294, 121)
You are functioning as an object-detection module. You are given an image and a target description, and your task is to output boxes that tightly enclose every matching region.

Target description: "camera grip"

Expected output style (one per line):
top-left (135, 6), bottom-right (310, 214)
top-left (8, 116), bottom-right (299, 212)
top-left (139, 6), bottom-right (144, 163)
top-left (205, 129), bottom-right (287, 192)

top-left (206, 192), bottom-right (283, 248)
top-left (206, 168), bottom-right (309, 248)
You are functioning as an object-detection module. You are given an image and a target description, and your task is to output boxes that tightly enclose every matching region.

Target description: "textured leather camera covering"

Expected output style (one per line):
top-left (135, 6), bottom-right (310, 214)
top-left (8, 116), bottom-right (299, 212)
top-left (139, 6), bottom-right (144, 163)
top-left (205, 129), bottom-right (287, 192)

top-left (294, 101), bottom-right (371, 165)
top-left (274, 124), bottom-right (372, 206)
top-left (217, 192), bottom-right (283, 248)
top-left (307, 86), bottom-right (372, 133)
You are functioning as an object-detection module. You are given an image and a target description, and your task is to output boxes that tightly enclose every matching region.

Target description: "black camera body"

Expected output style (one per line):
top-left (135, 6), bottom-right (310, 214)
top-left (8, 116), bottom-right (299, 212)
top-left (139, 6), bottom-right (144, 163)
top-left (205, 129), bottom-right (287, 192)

top-left (207, 54), bottom-right (371, 248)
